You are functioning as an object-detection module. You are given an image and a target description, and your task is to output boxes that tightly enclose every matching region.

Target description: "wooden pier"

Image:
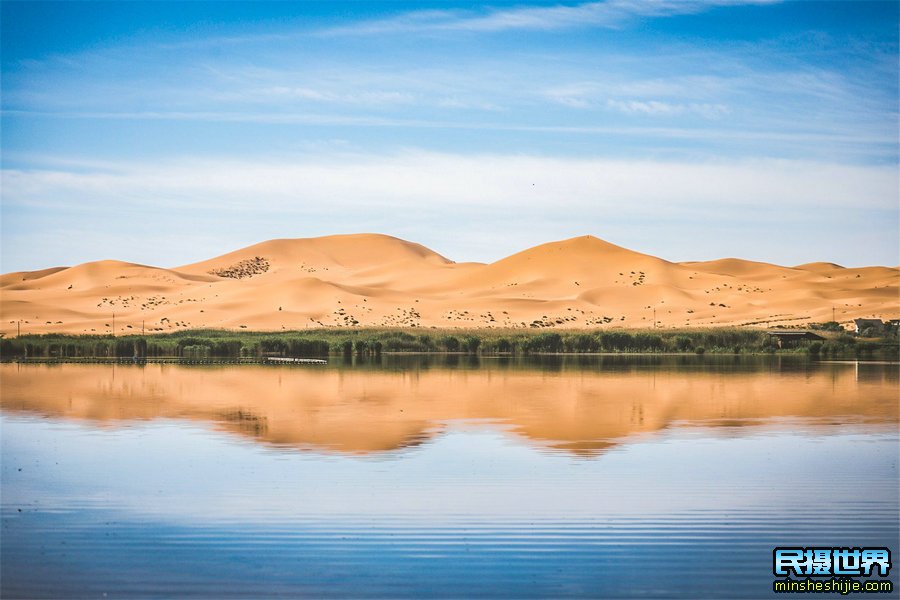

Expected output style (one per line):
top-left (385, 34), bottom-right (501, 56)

top-left (266, 357), bottom-right (327, 364)
top-left (5, 357), bottom-right (328, 366)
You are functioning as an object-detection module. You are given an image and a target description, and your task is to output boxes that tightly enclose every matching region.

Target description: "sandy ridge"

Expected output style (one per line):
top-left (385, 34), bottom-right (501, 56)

top-left (2, 233), bottom-right (897, 335)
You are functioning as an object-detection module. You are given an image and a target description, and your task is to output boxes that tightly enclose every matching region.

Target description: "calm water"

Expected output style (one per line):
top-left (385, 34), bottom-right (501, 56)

top-left (1, 356), bottom-right (897, 598)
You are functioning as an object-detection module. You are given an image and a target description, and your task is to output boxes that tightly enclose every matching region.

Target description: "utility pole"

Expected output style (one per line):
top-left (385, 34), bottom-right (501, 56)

top-left (142, 320), bottom-right (145, 335)
top-left (112, 313), bottom-right (115, 337)
top-left (653, 307), bottom-right (656, 328)
top-left (17, 320), bottom-right (20, 338)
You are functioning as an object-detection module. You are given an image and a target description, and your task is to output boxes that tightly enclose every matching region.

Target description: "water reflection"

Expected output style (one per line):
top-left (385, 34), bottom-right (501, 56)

top-left (2, 357), bottom-right (897, 598)
top-left (1, 357), bottom-right (896, 456)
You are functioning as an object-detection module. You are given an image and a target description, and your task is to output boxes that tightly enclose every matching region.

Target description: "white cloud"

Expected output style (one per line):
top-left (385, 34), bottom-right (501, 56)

top-left (4, 152), bottom-right (894, 214)
top-left (607, 99), bottom-right (684, 116)
top-left (3, 152), bottom-right (897, 271)
top-left (234, 86), bottom-right (418, 106)
top-left (325, 0), bottom-right (781, 35)
top-left (690, 103), bottom-right (731, 119)
top-left (543, 83), bottom-right (597, 108)
top-left (606, 99), bottom-right (730, 118)
top-left (4, 17), bottom-right (891, 165)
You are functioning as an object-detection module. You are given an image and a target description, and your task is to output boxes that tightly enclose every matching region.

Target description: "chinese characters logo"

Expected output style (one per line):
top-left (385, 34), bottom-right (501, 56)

top-left (774, 547), bottom-right (891, 577)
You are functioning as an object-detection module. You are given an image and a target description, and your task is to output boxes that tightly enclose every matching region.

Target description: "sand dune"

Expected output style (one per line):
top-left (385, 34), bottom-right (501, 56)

top-left (1, 233), bottom-right (897, 335)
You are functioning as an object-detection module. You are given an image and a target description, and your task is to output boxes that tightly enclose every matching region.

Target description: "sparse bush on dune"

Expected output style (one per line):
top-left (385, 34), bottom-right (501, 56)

top-left (809, 321), bottom-right (845, 332)
top-left (208, 256), bottom-right (270, 279)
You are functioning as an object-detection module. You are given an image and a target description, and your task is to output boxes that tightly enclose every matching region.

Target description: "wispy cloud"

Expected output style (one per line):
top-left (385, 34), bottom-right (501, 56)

top-left (3, 6), bottom-right (893, 165)
top-left (3, 109), bottom-right (893, 152)
top-left (544, 81), bottom-right (733, 117)
top-left (4, 152), bottom-right (894, 213)
top-left (2, 0), bottom-right (896, 271)
top-left (324, 0), bottom-right (781, 35)
top-left (3, 151), bottom-right (896, 270)
top-left (233, 86), bottom-right (419, 107)
top-left (605, 99), bottom-right (730, 118)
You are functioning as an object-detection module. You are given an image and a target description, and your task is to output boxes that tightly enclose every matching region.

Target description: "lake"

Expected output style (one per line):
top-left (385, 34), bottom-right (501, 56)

top-left (1, 356), bottom-right (897, 598)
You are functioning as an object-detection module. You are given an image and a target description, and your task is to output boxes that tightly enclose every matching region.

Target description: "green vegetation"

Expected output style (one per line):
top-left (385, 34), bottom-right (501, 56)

top-left (808, 321), bottom-right (845, 332)
top-left (2, 326), bottom-right (897, 361)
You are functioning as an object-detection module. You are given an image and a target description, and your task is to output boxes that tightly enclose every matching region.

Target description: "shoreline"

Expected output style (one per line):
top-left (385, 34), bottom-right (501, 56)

top-left (2, 326), bottom-right (897, 361)
top-left (4, 354), bottom-right (898, 365)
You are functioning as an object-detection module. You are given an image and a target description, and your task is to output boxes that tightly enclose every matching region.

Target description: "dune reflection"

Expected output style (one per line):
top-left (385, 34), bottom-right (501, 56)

top-left (1, 361), bottom-right (896, 456)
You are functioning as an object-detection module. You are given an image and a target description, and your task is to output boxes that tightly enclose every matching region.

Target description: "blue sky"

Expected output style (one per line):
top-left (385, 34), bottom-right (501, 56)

top-left (1, 0), bottom-right (897, 271)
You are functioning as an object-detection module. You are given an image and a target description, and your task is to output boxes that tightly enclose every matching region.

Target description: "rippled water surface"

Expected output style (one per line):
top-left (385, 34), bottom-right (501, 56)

top-left (2, 356), bottom-right (897, 598)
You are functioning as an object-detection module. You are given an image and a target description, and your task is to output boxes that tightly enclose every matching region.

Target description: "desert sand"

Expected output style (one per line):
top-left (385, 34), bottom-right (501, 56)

top-left (1, 233), bottom-right (897, 335)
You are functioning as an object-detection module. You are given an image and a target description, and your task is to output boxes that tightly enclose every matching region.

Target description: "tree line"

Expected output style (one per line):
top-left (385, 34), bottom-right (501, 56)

top-left (3, 326), bottom-right (893, 360)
